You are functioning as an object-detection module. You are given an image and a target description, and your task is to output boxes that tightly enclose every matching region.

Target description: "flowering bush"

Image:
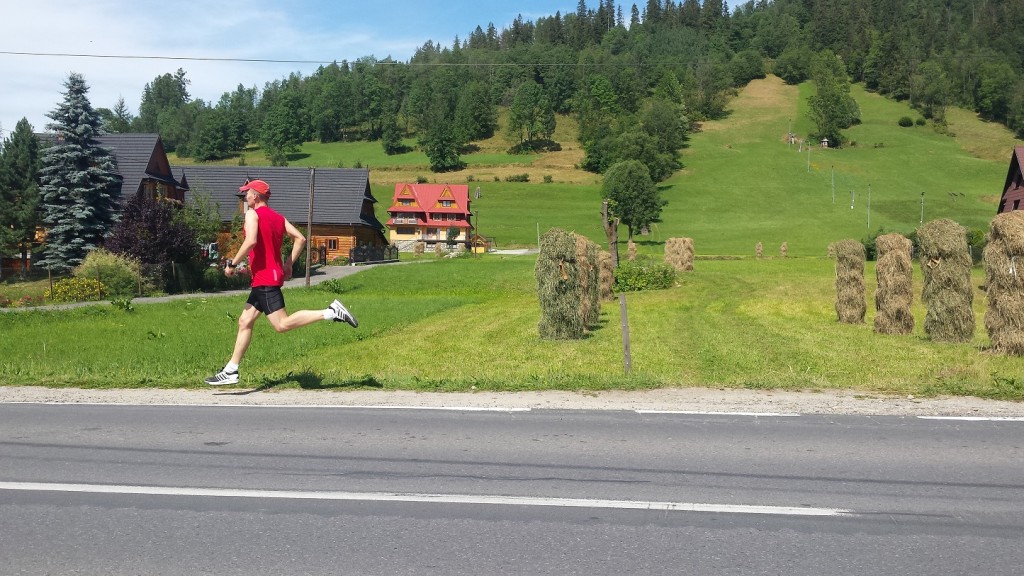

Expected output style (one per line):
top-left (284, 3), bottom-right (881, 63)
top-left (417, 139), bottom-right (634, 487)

top-left (45, 277), bottom-right (107, 303)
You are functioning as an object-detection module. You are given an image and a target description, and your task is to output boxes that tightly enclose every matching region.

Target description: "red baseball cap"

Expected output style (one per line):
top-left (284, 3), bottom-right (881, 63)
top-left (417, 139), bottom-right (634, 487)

top-left (237, 179), bottom-right (270, 197)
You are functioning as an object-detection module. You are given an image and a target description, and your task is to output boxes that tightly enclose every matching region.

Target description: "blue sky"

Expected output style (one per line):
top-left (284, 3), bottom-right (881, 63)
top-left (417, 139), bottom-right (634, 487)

top-left (0, 0), bottom-right (576, 138)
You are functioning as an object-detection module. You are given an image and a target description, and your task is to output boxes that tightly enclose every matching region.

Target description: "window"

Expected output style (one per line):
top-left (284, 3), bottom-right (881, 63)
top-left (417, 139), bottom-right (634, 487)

top-left (397, 227), bottom-right (415, 235)
top-left (327, 239), bottom-right (338, 250)
top-left (441, 200), bottom-right (453, 207)
top-left (401, 199), bottom-right (413, 206)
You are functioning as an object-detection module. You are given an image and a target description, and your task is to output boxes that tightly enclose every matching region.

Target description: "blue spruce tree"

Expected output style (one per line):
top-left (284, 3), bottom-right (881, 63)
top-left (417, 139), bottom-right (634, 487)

top-left (38, 72), bottom-right (122, 273)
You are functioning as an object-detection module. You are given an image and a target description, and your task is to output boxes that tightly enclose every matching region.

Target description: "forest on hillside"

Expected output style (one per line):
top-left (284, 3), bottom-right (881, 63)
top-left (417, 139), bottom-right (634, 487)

top-left (95, 0), bottom-right (1024, 176)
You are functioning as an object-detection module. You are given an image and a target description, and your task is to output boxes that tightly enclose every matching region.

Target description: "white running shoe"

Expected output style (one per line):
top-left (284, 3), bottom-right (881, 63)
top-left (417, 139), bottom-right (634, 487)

top-left (329, 299), bottom-right (358, 328)
top-left (204, 369), bottom-right (239, 386)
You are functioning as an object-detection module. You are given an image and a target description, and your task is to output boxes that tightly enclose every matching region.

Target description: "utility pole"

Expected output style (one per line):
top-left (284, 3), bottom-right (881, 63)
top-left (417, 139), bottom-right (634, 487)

top-left (831, 166), bottom-right (835, 204)
top-left (920, 192), bottom-right (925, 224)
top-left (305, 167), bottom-right (315, 287)
top-left (867, 184), bottom-right (871, 229)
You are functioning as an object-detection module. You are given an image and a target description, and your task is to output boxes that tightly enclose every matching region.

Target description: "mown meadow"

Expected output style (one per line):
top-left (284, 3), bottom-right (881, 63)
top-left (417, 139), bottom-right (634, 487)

top-left (4, 75), bottom-right (1023, 398)
top-left (2, 257), bottom-right (1022, 398)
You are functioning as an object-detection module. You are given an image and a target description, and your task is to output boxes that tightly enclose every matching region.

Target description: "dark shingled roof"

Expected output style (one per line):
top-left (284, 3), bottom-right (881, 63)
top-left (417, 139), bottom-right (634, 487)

top-left (96, 134), bottom-right (179, 194)
top-left (38, 132), bottom-right (181, 198)
top-left (174, 165), bottom-right (385, 233)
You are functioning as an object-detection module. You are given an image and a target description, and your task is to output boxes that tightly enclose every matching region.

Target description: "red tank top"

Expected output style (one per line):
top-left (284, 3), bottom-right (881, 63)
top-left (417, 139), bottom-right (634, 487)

top-left (248, 206), bottom-right (286, 287)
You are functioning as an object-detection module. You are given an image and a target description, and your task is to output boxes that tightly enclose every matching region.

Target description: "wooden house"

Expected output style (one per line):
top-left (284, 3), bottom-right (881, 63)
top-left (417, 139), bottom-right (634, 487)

top-left (998, 146), bottom-right (1024, 214)
top-left (96, 134), bottom-right (186, 202)
top-left (174, 166), bottom-right (388, 262)
top-left (6, 133), bottom-right (187, 272)
top-left (385, 183), bottom-right (473, 249)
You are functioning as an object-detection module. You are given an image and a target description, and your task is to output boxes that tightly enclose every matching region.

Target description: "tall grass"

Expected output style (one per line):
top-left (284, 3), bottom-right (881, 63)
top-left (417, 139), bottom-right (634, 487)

top-left (2, 257), bottom-right (1021, 399)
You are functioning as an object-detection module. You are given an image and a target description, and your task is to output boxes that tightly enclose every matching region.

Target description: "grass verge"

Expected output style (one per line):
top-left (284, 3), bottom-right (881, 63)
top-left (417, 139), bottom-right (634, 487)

top-left (2, 257), bottom-right (1021, 400)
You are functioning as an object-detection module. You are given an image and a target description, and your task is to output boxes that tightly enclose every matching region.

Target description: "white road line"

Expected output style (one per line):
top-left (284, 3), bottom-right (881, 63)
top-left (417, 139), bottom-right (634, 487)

top-left (0, 481), bottom-right (852, 517)
top-left (917, 416), bottom-right (1024, 422)
top-left (636, 410), bottom-right (801, 417)
top-left (0, 402), bottom-right (530, 412)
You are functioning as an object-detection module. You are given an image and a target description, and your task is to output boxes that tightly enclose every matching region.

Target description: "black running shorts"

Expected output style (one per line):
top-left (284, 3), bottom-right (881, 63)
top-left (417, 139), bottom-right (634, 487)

top-left (246, 286), bottom-right (286, 315)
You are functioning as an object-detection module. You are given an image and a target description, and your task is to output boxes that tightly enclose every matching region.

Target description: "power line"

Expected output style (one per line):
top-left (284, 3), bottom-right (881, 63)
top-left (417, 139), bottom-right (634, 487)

top-left (0, 50), bottom-right (346, 65)
top-left (0, 50), bottom-right (638, 67)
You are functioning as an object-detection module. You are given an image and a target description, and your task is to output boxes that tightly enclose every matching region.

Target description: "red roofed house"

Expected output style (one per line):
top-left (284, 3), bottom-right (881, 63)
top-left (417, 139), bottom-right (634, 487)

top-left (386, 183), bottom-right (473, 249)
top-left (998, 146), bottom-right (1024, 214)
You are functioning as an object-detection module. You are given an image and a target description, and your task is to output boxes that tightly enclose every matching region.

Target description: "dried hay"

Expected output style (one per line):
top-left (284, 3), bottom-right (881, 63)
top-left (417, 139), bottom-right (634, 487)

top-left (918, 219), bottom-right (974, 342)
top-left (876, 233), bottom-right (912, 257)
top-left (535, 228), bottom-right (585, 339)
top-left (598, 250), bottom-right (614, 301)
top-left (780, 242), bottom-right (788, 258)
top-left (576, 235), bottom-right (600, 328)
top-left (834, 239), bottom-right (866, 324)
top-left (756, 241), bottom-right (763, 259)
top-left (874, 233), bottom-right (914, 335)
top-left (627, 239), bottom-right (637, 261)
top-left (664, 237), bottom-right (695, 272)
top-left (988, 211), bottom-right (1024, 255)
top-left (984, 212), bottom-right (1024, 355)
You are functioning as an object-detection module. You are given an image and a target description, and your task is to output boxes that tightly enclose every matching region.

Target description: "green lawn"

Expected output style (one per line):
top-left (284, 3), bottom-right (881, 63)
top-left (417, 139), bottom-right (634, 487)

top-left (2, 257), bottom-right (1021, 399)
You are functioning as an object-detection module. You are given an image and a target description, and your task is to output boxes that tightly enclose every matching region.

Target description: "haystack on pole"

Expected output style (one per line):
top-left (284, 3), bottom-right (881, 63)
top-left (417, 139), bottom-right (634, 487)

top-left (598, 250), bottom-right (614, 301)
top-left (984, 211), bottom-right (1024, 355)
top-left (874, 233), bottom-right (915, 335)
top-left (780, 242), bottom-right (789, 258)
top-left (917, 219), bottom-right (975, 342)
top-left (664, 237), bottom-right (694, 272)
top-left (536, 227), bottom-right (585, 339)
top-left (627, 239), bottom-right (638, 261)
top-left (756, 241), bottom-right (763, 259)
top-left (834, 239), bottom-right (866, 324)
top-left (576, 235), bottom-right (601, 328)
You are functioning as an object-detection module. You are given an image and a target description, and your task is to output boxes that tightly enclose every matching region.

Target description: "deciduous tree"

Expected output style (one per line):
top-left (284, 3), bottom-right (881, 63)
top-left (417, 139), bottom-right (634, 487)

top-left (601, 160), bottom-right (666, 241)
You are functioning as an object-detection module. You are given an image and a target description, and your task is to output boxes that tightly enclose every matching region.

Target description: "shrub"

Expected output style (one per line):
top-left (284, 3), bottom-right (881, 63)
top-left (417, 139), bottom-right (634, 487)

top-left (898, 116), bottom-right (914, 127)
top-left (45, 276), bottom-right (107, 303)
top-left (915, 117), bottom-right (926, 126)
top-left (505, 173), bottom-right (530, 182)
top-left (543, 175), bottom-right (553, 184)
top-left (614, 259), bottom-right (677, 292)
top-left (73, 249), bottom-right (143, 297)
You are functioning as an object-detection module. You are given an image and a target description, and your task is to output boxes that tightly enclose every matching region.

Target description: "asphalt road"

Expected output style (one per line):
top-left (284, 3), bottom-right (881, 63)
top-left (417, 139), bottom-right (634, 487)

top-left (1, 404), bottom-right (1021, 575)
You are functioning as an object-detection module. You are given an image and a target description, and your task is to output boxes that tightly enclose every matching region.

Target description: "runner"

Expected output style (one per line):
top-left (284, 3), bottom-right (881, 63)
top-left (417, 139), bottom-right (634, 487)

top-left (205, 179), bottom-right (357, 386)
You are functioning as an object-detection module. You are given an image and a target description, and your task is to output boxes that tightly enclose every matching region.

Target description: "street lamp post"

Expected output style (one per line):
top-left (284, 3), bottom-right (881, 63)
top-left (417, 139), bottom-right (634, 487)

top-left (920, 192), bottom-right (925, 225)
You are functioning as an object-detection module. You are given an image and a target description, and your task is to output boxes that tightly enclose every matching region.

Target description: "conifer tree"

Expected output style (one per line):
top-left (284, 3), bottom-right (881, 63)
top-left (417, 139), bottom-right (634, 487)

top-left (0, 118), bottom-right (42, 272)
top-left (38, 72), bottom-right (122, 273)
